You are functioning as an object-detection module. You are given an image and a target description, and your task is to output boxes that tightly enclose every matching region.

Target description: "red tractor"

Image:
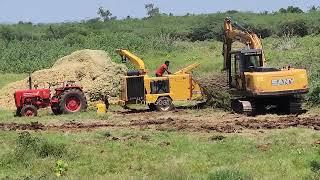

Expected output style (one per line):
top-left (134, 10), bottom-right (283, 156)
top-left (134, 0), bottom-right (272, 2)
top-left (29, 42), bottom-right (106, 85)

top-left (14, 76), bottom-right (87, 117)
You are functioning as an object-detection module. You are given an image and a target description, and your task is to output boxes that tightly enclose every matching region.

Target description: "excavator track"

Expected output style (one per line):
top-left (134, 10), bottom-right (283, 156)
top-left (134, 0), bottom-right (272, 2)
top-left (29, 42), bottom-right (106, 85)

top-left (231, 99), bottom-right (255, 116)
top-left (231, 97), bottom-right (304, 116)
top-left (288, 98), bottom-right (303, 114)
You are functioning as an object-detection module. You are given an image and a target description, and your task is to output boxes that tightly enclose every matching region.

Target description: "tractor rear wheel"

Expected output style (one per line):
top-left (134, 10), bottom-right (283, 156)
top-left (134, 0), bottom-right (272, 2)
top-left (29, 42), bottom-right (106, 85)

top-left (20, 105), bottom-right (38, 117)
top-left (155, 97), bottom-right (174, 112)
top-left (59, 89), bottom-right (87, 114)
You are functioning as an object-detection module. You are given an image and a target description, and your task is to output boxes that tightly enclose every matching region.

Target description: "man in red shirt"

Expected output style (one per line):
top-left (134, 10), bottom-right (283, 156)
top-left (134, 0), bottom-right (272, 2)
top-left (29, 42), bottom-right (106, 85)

top-left (155, 61), bottom-right (171, 77)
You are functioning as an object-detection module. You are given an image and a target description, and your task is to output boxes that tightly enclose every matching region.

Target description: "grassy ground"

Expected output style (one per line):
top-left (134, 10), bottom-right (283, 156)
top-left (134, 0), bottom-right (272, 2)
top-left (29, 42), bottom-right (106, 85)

top-left (0, 126), bottom-right (319, 179)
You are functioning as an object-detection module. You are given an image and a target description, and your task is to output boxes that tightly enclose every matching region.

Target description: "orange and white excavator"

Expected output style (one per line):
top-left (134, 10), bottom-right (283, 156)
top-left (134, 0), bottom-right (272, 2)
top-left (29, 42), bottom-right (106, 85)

top-left (222, 17), bottom-right (308, 115)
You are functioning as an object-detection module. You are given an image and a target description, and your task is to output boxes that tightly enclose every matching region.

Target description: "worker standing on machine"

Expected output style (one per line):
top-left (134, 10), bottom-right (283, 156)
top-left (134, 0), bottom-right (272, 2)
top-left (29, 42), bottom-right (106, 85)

top-left (155, 61), bottom-right (172, 77)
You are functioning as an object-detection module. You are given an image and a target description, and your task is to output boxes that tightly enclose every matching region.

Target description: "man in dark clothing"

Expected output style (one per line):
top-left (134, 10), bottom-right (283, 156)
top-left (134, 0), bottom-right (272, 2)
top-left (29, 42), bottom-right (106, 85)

top-left (155, 61), bottom-right (171, 77)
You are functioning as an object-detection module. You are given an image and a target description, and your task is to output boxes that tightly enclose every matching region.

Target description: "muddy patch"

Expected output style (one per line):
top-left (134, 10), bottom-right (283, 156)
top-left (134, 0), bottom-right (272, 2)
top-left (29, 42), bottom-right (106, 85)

top-left (1, 115), bottom-right (320, 133)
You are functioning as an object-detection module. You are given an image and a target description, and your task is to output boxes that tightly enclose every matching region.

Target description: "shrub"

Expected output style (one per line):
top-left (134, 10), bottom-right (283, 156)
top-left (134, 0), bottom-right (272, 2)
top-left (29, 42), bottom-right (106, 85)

top-left (310, 160), bottom-right (320, 173)
top-left (14, 132), bottom-right (68, 160)
top-left (0, 26), bottom-right (15, 44)
top-left (309, 160), bottom-right (320, 179)
top-left (308, 85), bottom-right (320, 105)
top-left (244, 24), bottom-right (273, 38)
top-left (64, 32), bottom-right (85, 46)
top-left (309, 24), bottom-right (320, 35)
top-left (44, 25), bottom-right (89, 40)
top-left (188, 25), bottom-right (223, 42)
top-left (277, 20), bottom-right (309, 37)
top-left (208, 169), bottom-right (253, 180)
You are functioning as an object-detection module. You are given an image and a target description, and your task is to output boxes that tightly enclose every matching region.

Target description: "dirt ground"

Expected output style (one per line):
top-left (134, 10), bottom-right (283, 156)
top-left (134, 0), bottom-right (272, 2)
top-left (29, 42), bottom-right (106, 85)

top-left (1, 108), bottom-right (320, 133)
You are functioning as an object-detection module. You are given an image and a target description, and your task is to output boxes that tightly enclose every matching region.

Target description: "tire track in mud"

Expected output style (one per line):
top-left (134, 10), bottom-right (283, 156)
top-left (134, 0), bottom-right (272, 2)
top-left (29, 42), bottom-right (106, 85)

top-left (0, 115), bottom-right (320, 133)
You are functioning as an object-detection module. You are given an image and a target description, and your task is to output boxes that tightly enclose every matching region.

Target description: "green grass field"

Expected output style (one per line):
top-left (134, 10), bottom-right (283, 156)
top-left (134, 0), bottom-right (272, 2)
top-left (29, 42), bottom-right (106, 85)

top-left (0, 124), bottom-right (319, 179)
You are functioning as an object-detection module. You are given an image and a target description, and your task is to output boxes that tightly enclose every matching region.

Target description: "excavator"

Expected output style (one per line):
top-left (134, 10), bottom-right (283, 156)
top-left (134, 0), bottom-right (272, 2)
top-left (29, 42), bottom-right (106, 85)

top-left (223, 17), bottom-right (308, 115)
top-left (113, 49), bottom-right (204, 111)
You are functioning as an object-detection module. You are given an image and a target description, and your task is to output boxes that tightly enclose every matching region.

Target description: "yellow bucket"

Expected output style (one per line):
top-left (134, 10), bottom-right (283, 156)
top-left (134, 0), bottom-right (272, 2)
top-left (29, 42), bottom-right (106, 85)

top-left (96, 103), bottom-right (106, 114)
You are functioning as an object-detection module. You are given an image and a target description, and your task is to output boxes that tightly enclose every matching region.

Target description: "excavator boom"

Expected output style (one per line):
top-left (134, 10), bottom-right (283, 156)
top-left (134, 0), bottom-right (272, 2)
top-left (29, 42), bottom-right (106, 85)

top-left (223, 17), bottom-right (265, 70)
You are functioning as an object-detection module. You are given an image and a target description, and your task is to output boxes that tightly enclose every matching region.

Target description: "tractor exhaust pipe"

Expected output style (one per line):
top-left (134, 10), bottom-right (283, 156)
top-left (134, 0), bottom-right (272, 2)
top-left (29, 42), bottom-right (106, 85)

top-left (28, 73), bottom-right (32, 90)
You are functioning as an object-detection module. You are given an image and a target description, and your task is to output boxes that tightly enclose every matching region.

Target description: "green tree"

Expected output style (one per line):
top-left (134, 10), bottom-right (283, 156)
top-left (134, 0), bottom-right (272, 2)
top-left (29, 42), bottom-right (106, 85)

top-left (97, 7), bottom-right (115, 21)
top-left (309, 5), bottom-right (319, 12)
top-left (279, 8), bottom-right (287, 13)
top-left (279, 6), bottom-right (304, 13)
top-left (287, 6), bottom-right (304, 13)
top-left (145, 3), bottom-right (160, 18)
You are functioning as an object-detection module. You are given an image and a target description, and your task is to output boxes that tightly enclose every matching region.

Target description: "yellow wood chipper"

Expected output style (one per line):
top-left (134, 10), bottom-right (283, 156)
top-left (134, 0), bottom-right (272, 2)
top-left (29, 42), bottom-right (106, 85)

top-left (109, 49), bottom-right (205, 111)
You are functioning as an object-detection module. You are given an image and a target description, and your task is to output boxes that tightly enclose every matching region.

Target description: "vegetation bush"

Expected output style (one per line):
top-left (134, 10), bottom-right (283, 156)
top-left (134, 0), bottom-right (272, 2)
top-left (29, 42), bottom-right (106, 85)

top-left (277, 20), bottom-right (309, 37)
top-left (188, 24), bottom-right (223, 41)
top-left (15, 132), bottom-right (68, 159)
top-left (308, 85), bottom-right (320, 105)
top-left (0, 132), bottom-right (69, 169)
top-left (208, 169), bottom-right (253, 180)
top-left (243, 24), bottom-right (273, 38)
top-left (309, 160), bottom-right (320, 179)
top-left (64, 32), bottom-right (86, 46)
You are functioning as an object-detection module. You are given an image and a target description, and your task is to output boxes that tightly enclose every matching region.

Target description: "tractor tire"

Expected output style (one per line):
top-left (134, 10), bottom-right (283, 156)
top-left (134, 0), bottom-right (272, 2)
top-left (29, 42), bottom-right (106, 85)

top-left (58, 89), bottom-right (87, 114)
top-left (15, 108), bottom-right (22, 117)
top-left (20, 105), bottom-right (38, 117)
top-left (155, 97), bottom-right (174, 112)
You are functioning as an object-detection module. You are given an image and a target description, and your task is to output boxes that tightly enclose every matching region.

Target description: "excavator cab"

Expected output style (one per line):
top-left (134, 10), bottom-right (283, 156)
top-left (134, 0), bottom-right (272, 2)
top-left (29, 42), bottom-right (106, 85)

top-left (229, 49), bottom-right (263, 89)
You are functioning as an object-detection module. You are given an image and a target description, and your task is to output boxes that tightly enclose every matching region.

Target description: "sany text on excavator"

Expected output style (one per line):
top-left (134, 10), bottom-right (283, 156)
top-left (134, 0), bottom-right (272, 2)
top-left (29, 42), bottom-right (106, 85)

top-left (223, 17), bottom-right (308, 115)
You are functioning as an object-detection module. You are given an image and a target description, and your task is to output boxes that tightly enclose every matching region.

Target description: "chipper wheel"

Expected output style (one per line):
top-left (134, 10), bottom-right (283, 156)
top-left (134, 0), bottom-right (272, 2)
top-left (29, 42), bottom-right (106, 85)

top-left (155, 96), bottom-right (174, 112)
top-left (20, 105), bottom-right (38, 117)
top-left (58, 89), bottom-right (87, 114)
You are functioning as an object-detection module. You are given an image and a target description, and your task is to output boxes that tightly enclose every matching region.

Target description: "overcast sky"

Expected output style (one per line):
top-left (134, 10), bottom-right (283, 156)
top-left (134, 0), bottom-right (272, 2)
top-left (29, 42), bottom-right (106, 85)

top-left (0, 0), bottom-right (319, 23)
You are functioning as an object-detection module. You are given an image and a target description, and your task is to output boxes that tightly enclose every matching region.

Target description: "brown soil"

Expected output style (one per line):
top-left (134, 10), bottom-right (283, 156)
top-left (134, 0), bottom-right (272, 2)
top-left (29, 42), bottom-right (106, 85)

top-left (1, 111), bottom-right (320, 133)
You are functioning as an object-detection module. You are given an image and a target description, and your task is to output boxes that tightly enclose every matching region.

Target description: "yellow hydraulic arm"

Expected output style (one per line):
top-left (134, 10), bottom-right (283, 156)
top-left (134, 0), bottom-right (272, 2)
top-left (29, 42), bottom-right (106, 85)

top-left (223, 17), bottom-right (266, 70)
top-left (116, 49), bottom-right (146, 73)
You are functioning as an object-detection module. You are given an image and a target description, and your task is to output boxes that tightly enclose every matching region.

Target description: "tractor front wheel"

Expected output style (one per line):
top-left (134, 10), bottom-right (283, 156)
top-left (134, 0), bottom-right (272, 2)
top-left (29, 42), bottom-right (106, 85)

top-left (59, 89), bottom-right (87, 114)
top-left (20, 105), bottom-right (38, 117)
